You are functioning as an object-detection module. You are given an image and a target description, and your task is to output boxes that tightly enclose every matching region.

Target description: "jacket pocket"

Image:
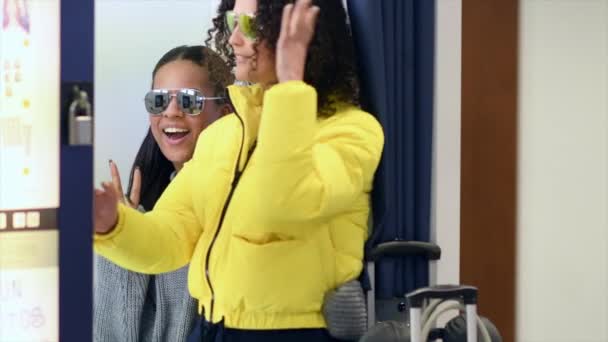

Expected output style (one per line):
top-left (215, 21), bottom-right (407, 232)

top-left (220, 234), bottom-right (330, 313)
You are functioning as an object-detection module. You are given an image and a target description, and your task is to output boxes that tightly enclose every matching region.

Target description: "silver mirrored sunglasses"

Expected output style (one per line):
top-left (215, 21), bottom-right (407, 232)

top-left (144, 88), bottom-right (224, 115)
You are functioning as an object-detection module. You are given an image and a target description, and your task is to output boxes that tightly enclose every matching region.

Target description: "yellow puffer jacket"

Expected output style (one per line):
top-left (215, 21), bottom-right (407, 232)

top-left (94, 81), bottom-right (384, 330)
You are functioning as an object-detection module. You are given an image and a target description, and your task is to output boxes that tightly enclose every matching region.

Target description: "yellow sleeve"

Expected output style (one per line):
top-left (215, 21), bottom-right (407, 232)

top-left (250, 81), bottom-right (384, 222)
top-left (93, 156), bottom-right (203, 274)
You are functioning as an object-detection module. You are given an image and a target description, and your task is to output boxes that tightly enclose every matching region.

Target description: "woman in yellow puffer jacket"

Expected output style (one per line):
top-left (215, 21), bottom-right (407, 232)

top-left (94, 0), bottom-right (384, 341)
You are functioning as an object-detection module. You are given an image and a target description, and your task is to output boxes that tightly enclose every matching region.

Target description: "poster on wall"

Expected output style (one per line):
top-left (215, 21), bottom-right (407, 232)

top-left (0, 0), bottom-right (60, 341)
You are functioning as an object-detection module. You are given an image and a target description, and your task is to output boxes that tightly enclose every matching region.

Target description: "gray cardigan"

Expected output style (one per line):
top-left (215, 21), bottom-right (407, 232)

top-left (93, 255), bottom-right (198, 342)
top-left (94, 171), bottom-right (197, 341)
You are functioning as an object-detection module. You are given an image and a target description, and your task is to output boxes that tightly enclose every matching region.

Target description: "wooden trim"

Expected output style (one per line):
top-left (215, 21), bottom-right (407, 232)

top-left (460, 1), bottom-right (519, 341)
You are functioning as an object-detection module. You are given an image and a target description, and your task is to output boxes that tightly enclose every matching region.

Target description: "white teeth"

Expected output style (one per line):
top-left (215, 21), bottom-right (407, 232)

top-left (163, 127), bottom-right (189, 133)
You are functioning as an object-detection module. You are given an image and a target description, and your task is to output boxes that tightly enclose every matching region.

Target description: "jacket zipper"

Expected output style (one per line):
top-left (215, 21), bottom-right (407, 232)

top-left (203, 94), bottom-right (253, 323)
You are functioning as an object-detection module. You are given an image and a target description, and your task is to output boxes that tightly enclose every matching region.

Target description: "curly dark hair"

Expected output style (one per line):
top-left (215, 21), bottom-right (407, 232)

top-left (205, 0), bottom-right (359, 116)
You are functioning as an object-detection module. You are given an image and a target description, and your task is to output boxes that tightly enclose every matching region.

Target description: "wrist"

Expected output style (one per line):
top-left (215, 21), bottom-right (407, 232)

top-left (96, 214), bottom-right (118, 235)
top-left (278, 69), bottom-right (304, 83)
top-left (279, 76), bottom-right (303, 83)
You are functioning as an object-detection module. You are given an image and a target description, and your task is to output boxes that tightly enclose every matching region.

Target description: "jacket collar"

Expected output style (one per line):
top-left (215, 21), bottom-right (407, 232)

top-left (227, 83), bottom-right (264, 170)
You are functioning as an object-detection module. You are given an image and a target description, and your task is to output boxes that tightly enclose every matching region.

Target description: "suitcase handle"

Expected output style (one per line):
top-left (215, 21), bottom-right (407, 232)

top-left (365, 241), bottom-right (441, 330)
top-left (366, 240), bottom-right (441, 262)
top-left (406, 284), bottom-right (478, 307)
top-left (407, 285), bottom-right (479, 342)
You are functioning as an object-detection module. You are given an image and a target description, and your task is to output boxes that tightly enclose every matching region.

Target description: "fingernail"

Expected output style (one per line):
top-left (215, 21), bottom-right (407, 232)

top-left (108, 159), bottom-right (113, 164)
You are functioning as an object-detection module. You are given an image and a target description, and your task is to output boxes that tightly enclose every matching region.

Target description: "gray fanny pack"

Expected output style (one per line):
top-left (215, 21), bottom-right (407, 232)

top-left (323, 280), bottom-right (368, 340)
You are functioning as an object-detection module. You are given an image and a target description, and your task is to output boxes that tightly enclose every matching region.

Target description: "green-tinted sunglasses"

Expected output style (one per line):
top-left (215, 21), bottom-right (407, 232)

top-left (225, 10), bottom-right (257, 40)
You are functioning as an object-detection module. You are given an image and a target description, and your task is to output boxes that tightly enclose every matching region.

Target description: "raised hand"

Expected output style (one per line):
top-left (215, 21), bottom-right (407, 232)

top-left (275, 0), bottom-right (320, 83)
top-left (93, 161), bottom-right (142, 234)
top-left (94, 181), bottom-right (119, 234)
top-left (109, 160), bottom-right (141, 209)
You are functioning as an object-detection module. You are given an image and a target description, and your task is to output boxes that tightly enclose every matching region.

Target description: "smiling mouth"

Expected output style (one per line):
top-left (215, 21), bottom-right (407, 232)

top-left (162, 127), bottom-right (190, 143)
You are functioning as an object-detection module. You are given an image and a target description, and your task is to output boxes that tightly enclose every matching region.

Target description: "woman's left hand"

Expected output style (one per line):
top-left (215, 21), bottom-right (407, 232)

top-left (276, 0), bottom-right (320, 83)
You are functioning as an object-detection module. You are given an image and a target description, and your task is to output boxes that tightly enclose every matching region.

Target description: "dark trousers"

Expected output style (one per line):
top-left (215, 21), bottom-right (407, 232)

top-left (187, 316), bottom-right (344, 342)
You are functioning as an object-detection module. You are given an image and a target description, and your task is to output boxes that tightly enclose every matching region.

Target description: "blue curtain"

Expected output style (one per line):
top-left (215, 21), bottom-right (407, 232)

top-left (347, 0), bottom-right (435, 299)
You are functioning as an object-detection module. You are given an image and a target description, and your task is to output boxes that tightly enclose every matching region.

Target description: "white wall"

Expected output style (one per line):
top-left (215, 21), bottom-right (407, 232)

top-left (517, 1), bottom-right (608, 341)
top-left (94, 0), bottom-right (219, 186)
top-left (431, 0), bottom-right (461, 286)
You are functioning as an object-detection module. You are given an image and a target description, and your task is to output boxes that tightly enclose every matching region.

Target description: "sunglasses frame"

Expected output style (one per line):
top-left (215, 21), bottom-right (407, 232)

top-left (144, 88), bottom-right (224, 116)
top-left (225, 10), bottom-right (258, 40)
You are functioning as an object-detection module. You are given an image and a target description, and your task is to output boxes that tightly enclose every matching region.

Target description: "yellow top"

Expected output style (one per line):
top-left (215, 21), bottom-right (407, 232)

top-left (95, 81), bottom-right (384, 330)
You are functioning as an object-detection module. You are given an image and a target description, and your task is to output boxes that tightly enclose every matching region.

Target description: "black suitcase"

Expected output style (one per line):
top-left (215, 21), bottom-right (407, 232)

top-left (361, 241), bottom-right (501, 342)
